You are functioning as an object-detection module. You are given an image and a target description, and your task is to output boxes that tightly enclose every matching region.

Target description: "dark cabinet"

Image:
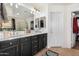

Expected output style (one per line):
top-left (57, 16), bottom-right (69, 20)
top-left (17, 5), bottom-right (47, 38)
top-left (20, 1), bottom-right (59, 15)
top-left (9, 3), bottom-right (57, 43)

top-left (38, 34), bottom-right (44, 50)
top-left (31, 36), bottom-right (39, 55)
top-left (31, 33), bottom-right (47, 55)
top-left (43, 34), bottom-right (47, 48)
top-left (0, 39), bottom-right (19, 56)
top-left (0, 45), bottom-right (18, 56)
top-left (0, 33), bottom-right (47, 56)
top-left (38, 34), bottom-right (47, 51)
top-left (20, 37), bottom-right (32, 56)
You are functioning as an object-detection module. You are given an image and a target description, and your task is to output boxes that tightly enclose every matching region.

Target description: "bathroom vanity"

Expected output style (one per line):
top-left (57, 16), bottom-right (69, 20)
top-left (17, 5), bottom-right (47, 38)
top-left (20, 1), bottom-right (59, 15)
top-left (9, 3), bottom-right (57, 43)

top-left (0, 3), bottom-right (47, 56)
top-left (0, 33), bottom-right (47, 56)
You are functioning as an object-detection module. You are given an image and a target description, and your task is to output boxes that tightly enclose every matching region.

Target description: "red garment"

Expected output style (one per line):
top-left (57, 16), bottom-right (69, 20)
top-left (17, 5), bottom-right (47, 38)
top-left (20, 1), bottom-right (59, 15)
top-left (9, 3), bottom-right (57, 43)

top-left (73, 17), bottom-right (78, 33)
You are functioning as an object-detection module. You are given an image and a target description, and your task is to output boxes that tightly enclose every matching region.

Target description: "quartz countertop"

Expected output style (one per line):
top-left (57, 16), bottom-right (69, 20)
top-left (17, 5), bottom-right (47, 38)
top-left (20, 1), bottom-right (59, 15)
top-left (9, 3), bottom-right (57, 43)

top-left (0, 31), bottom-right (47, 41)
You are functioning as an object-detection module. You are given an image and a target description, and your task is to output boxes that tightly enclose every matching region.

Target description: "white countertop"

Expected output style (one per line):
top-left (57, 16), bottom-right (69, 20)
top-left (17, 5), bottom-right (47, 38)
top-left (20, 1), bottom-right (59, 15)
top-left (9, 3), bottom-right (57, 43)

top-left (0, 31), bottom-right (47, 41)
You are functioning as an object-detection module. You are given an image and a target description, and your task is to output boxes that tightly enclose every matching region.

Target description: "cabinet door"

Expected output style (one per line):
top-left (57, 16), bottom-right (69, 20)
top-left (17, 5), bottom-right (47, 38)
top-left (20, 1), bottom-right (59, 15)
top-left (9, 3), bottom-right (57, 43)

top-left (0, 45), bottom-right (18, 56)
top-left (43, 34), bottom-right (47, 48)
top-left (38, 35), bottom-right (44, 50)
top-left (38, 34), bottom-right (47, 50)
top-left (21, 39), bottom-right (32, 56)
top-left (31, 36), bottom-right (39, 55)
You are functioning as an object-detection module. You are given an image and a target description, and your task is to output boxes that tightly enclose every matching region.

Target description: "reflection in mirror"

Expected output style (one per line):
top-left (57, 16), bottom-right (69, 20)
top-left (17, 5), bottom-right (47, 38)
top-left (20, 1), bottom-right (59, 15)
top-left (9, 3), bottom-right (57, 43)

top-left (30, 21), bottom-right (34, 30)
top-left (35, 18), bottom-right (39, 29)
top-left (0, 3), bottom-right (34, 32)
top-left (40, 16), bottom-right (46, 28)
top-left (0, 3), bottom-right (35, 38)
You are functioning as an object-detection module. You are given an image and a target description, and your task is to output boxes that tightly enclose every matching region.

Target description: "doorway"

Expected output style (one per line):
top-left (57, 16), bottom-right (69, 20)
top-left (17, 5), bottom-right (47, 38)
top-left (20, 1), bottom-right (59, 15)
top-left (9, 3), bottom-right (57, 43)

top-left (72, 11), bottom-right (79, 49)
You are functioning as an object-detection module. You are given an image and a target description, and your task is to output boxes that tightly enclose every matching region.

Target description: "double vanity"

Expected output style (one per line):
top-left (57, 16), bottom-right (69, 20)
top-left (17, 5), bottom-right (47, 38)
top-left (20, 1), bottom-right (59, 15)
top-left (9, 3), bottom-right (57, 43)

top-left (0, 32), bottom-right (47, 56)
top-left (0, 3), bottom-right (47, 56)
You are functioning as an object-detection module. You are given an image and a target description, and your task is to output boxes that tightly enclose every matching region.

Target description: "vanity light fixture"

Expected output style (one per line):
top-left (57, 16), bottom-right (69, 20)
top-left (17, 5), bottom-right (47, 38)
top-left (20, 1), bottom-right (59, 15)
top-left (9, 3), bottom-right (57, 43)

top-left (31, 7), bottom-right (40, 14)
top-left (34, 8), bottom-right (40, 12)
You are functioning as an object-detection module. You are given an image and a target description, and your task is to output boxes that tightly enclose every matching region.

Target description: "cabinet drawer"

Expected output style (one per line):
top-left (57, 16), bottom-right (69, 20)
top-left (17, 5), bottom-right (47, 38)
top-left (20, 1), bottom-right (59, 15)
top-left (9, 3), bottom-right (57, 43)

top-left (33, 42), bottom-right (38, 45)
top-left (0, 45), bottom-right (18, 56)
top-left (32, 40), bottom-right (38, 44)
top-left (20, 37), bottom-right (30, 43)
top-left (0, 39), bottom-right (18, 49)
top-left (32, 40), bottom-right (39, 47)
top-left (31, 36), bottom-right (38, 40)
top-left (38, 35), bottom-right (44, 38)
top-left (32, 45), bottom-right (38, 48)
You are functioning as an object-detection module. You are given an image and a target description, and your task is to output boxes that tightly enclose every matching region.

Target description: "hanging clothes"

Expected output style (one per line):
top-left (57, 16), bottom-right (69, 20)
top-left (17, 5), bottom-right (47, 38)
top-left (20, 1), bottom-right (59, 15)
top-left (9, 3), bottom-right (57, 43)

top-left (73, 17), bottom-right (78, 33)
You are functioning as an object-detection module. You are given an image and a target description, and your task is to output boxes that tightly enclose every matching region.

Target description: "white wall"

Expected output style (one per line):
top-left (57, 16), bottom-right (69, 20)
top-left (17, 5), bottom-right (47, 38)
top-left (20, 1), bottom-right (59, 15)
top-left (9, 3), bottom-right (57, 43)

top-left (48, 4), bottom-right (79, 48)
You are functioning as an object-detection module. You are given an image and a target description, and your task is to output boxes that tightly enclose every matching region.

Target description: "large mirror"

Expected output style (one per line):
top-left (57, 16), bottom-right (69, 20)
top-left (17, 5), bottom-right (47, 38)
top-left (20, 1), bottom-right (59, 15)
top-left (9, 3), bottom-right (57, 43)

top-left (0, 3), bottom-right (34, 32)
top-left (0, 3), bottom-right (35, 38)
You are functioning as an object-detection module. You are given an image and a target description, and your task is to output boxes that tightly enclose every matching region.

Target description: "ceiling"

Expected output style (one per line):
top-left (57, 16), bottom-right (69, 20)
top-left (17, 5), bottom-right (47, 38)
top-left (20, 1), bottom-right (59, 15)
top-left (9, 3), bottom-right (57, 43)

top-left (6, 3), bottom-right (48, 18)
top-left (24, 3), bottom-right (48, 11)
top-left (6, 3), bottom-right (73, 19)
top-left (6, 3), bottom-right (34, 18)
top-left (13, 4), bottom-right (34, 18)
